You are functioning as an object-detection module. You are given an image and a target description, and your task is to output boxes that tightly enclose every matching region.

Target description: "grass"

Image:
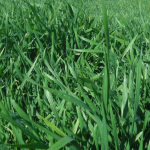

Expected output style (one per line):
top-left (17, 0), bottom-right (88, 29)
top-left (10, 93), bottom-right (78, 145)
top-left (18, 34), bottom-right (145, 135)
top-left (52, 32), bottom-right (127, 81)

top-left (0, 0), bottom-right (150, 149)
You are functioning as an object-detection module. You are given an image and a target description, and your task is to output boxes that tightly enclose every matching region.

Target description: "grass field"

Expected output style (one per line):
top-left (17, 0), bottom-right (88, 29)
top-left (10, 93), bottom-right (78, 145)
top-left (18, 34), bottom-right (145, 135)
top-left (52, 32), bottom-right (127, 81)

top-left (0, 0), bottom-right (150, 149)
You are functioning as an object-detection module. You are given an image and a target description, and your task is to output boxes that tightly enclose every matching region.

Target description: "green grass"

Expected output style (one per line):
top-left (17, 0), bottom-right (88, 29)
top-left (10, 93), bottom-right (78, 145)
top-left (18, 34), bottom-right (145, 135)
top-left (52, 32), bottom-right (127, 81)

top-left (0, 0), bottom-right (150, 149)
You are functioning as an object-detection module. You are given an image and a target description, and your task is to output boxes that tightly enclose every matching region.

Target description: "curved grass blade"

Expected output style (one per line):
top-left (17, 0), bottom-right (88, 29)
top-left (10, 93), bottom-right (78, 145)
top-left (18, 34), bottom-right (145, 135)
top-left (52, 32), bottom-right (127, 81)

top-left (102, 0), bottom-right (110, 108)
top-left (72, 118), bottom-right (79, 134)
top-left (0, 112), bottom-right (40, 142)
top-left (131, 51), bottom-right (142, 138)
top-left (48, 136), bottom-right (75, 150)
top-left (23, 74), bottom-right (92, 112)
top-left (78, 35), bottom-right (103, 46)
top-left (121, 68), bottom-right (128, 118)
top-left (44, 79), bottom-right (61, 124)
top-left (38, 114), bottom-right (67, 137)
top-left (122, 34), bottom-right (138, 61)
top-left (11, 100), bottom-right (40, 140)
top-left (0, 54), bottom-right (12, 60)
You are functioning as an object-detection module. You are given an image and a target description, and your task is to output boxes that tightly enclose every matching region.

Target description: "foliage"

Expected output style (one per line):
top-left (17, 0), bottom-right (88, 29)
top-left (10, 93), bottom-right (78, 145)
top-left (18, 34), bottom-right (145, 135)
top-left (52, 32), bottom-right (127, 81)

top-left (0, 0), bottom-right (150, 149)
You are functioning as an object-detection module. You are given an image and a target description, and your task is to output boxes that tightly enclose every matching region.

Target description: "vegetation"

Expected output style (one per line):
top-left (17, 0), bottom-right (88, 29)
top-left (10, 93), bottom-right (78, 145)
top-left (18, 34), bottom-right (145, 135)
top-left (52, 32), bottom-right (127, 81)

top-left (0, 0), bottom-right (150, 149)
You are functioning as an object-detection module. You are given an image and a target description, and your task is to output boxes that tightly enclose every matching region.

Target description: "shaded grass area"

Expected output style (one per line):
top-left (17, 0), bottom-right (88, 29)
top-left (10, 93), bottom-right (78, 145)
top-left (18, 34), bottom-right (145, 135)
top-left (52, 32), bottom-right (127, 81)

top-left (0, 0), bottom-right (150, 149)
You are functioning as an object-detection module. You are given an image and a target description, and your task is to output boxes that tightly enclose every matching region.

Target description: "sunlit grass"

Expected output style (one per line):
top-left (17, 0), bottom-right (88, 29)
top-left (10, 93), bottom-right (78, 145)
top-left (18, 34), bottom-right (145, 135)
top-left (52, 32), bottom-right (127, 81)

top-left (0, 0), bottom-right (150, 149)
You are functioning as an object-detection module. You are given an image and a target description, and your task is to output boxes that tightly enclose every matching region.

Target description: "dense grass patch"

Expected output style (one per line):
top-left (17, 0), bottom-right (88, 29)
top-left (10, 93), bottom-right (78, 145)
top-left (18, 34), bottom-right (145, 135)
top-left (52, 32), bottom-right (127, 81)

top-left (0, 0), bottom-right (150, 149)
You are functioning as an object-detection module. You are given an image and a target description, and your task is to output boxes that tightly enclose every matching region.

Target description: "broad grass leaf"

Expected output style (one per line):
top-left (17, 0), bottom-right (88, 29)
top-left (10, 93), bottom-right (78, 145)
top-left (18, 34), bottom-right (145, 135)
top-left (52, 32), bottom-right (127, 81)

top-left (76, 107), bottom-right (84, 133)
top-left (0, 102), bottom-right (25, 145)
top-left (73, 28), bottom-right (80, 48)
top-left (0, 112), bottom-right (40, 142)
top-left (78, 36), bottom-right (103, 46)
top-left (11, 100), bottom-right (39, 140)
top-left (24, 55), bottom-right (43, 79)
top-left (121, 68), bottom-right (128, 118)
top-left (0, 54), bottom-right (12, 60)
top-left (68, 64), bottom-right (77, 78)
top-left (44, 59), bottom-right (61, 81)
top-left (45, 90), bottom-right (61, 124)
top-left (48, 136), bottom-right (75, 150)
top-left (38, 114), bottom-right (67, 137)
top-left (72, 118), bottom-right (79, 134)
top-left (78, 85), bottom-right (99, 114)
top-left (122, 34), bottom-right (138, 60)
top-left (31, 122), bottom-right (61, 140)
top-left (131, 51), bottom-right (142, 138)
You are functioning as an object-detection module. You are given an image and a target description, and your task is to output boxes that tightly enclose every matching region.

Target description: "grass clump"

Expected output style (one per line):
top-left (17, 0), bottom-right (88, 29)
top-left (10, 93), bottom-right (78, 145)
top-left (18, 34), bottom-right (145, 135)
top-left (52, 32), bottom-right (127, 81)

top-left (0, 0), bottom-right (150, 149)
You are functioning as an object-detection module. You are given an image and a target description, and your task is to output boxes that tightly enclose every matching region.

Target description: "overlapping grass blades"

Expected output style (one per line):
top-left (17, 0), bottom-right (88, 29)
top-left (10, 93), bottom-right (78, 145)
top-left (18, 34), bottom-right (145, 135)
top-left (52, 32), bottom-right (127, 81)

top-left (0, 0), bottom-right (150, 149)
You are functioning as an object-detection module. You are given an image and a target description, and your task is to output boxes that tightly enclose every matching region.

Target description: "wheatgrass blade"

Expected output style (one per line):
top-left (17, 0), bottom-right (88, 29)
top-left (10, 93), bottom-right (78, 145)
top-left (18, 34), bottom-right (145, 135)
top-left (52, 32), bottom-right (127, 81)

top-left (24, 55), bottom-right (43, 79)
top-left (38, 114), bottom-right (67, 137)
top-left (23, 74), bottom-right (93, 112)
top-left (131, 51), bottom-right (142, 138)
top-left (30, 122), bottom-right (61, 141)
top-left (122, 34), bottom-right (138, 60)
top-left (11, 100), bottom-right (39, 140)
top-left (76, 107), bottom-right (84, 133)
top-left (73, 28), bottom-right (80, 48)
top-left (20, 55), bottom-right (39, 90)
top-left (78, 35), bottom-right (103, 47)
top-left (10, 99), bottom-right (62, 141)
top-left (45, 89), bottom-right (61, 124)
top-left (44, 59), bottom-right (61, 81)
top-left (48, 136), bottom-right (75, 150)
top-left (129, 58), bottom-right (137, 108)
top-left (0, 112), bottom-right (40, 142)
top-left (43, 71), bottom-right (80, 100)
top-left (121, 68), bottom-right (128, 118)
top-left (43, 72), bottom-right (66, 91)
top-left (102, 0), bottom-right (110, 111)
top-left (0, 101), bottom-right (25, 145)
top-left (78, 85), bottom-right (99, 114)
top-left (72, 118), bottom-right (79, 134)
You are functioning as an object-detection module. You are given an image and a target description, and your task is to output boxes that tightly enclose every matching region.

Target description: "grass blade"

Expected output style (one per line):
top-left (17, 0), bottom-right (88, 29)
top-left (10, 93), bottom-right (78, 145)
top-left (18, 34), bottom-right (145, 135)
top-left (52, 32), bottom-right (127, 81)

top-left (48, 136), bottom-right (75, 150)
top-left (131, 51), bottom-right (142, 138)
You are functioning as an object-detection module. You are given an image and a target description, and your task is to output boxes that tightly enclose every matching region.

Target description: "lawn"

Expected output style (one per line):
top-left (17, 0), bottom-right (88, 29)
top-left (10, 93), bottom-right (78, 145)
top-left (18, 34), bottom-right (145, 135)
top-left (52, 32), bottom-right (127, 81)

top-left (0, 0), bottom-right (150, 149)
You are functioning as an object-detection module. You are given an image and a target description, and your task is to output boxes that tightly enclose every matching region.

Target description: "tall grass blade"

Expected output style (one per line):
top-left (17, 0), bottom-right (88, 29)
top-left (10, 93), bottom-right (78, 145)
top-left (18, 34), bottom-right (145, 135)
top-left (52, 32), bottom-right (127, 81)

top-left (48, 136), bottom-right (75, 150)
top-left (131, 51), bottom-right (142, 138)
top-left (0, 112), bottom-right (40, 142)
